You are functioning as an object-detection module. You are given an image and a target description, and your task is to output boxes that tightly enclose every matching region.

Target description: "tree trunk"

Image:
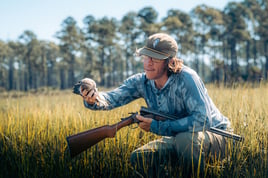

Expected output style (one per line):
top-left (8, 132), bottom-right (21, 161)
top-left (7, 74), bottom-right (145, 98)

top-left (60, 68), bottom-right (66, 89)
top-left (24, 69), bottom-right (28, 91)
top-left (246, 40), bottom-right (250, 80)
top-left (47, 61), bottom-right (53, 87)
top-left (41, 52), bottom-right (47, 87)
top-left (33, 70), bottom-right (37, 90)
top-left (230, 39), bottom-right (238, 81)
top-left (223, 40), bottom-right (228, 86)
top-left (194, 43), bottom-right (199, 75)
top-left (201, 42), bottom-right (205, 80)
top-left (100, 49), bottom-right (105, 86)
top-left (265, 41), bottom-right (268, 80)
top-left (8, 58), bottom-right (14, 90)
top-left (68, 54), bottom-right (75, 88)
top-left (19, 61), bottom-right (23, 91)
top-left (253, 39), bottom-right (257, 66)
top-left (28, 61), bottom-right (33, 89)
top-left (125, 52), bottom-right (129, 78)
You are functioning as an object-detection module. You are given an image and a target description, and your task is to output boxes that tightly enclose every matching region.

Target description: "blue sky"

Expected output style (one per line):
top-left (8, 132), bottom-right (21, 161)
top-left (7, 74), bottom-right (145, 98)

top-left (0, 0), bottom-right (242, 43)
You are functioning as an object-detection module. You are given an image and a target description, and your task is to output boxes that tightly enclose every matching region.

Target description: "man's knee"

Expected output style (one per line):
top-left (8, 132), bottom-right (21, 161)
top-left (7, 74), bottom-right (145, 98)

top-left (175, 132), bottom-right (196, 156)
top-left (174, 131), bottom-right (227, 164)
top-left (174, 132), bottom-right (207, 168)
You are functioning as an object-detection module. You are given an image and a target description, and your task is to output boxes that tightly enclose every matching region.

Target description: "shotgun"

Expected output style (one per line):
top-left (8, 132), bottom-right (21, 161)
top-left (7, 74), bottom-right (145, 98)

top-left (66, 106), bottom-right (244, 158)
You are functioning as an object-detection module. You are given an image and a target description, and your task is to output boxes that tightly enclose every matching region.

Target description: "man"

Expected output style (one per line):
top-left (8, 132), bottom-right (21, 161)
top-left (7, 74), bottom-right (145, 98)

top-left (80, 33), bottom-right (230, 176)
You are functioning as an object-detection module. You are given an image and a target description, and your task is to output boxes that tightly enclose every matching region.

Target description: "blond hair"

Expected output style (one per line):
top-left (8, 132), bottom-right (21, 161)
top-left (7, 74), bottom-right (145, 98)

top-left (167, 57), bottom-right (183, 75)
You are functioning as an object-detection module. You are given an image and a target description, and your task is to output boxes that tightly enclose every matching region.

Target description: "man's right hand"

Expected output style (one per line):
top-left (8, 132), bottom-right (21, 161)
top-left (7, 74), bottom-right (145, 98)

top-left (73, 78), bottom-right (98, 105)
top-left (136, 115), bottom-right (153, 132)
top-left (82, 87), bottom-right (98, 105)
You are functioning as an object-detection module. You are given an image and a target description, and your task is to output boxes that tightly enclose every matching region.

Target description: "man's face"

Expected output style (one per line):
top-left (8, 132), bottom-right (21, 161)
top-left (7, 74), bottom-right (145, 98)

top-left (142, 55), bottom-right (168, 80)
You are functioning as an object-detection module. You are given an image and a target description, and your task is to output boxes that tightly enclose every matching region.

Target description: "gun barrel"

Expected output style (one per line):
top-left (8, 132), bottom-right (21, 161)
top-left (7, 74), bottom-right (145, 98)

top-left (140, 107), bottom-right (244, 142)
top-left (209, 127), bottom-right (244, 142)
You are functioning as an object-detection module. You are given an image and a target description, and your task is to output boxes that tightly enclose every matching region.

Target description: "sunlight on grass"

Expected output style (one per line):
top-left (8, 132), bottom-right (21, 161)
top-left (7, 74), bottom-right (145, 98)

top-left (0, 85), bottom-right (267, 177)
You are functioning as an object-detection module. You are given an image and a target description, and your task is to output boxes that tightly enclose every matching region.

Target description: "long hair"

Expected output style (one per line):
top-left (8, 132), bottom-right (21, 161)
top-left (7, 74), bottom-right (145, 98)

top-left (167, 57), bottom-right (183, 76)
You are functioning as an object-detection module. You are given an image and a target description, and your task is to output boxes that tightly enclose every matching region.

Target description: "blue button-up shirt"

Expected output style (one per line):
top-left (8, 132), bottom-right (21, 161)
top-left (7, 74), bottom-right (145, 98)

top-left (84, 65), bottom-right (230, 136)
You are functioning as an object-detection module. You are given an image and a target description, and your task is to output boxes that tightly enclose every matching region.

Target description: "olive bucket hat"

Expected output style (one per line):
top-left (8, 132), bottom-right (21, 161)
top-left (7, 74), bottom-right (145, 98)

top-left (136, 33), bottom-right (178, 60)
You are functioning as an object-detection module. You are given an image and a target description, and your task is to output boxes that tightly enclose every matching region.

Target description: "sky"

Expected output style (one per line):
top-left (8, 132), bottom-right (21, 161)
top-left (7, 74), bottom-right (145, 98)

top-left (0, 0), bottom-right (242, 43)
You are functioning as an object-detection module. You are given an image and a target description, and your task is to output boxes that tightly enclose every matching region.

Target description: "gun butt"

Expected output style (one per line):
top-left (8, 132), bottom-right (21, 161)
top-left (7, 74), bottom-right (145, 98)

top-left (66, 135), bottom-right (83, 158)
top-left (66, 136), bottom-right (79, 158)
top-left (66, 126), bottom-right (110, 158)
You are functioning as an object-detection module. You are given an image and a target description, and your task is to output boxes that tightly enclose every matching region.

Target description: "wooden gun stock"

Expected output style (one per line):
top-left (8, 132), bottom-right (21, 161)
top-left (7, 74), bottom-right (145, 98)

top-left (66, 113), bottom-right (138, 158)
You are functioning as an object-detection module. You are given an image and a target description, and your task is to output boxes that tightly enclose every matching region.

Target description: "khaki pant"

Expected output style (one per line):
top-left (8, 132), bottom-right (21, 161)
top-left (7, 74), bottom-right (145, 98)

top-left (130, 131), bottom-right (226, 177)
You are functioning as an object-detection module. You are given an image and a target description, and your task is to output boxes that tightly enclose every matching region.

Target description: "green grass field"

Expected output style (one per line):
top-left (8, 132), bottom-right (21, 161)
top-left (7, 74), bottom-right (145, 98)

top-left (0, 85), bottom-right (267, 178)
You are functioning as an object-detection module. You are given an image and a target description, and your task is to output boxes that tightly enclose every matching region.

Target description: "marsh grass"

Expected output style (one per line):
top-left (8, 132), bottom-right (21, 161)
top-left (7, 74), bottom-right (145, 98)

top-left (0, 85), bottom-right (267, 178)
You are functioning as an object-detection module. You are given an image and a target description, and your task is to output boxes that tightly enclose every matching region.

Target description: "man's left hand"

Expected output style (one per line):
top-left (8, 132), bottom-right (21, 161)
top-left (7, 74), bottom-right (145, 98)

top-left (136, 115), bottom-right (153, 132)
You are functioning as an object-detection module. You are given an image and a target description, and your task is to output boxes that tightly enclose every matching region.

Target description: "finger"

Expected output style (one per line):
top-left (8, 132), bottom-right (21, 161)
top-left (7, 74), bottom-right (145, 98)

top-left (81, 86), bottom-right (89, 93)
top-left (87, 90), bottom-right (95, 97)
top-left (91, 92), bottom-right (98, 100)
top-left (82, 89), bottom-right (89, 97)
top-left (137, 115), bottom-right (153, 123)
top-left (136, 115), bottom-right (145, 122)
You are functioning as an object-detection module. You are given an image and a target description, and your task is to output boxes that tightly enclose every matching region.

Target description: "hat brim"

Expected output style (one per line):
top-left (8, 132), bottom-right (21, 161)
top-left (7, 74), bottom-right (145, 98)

top-left (136, 47), bottom-right (169, 60)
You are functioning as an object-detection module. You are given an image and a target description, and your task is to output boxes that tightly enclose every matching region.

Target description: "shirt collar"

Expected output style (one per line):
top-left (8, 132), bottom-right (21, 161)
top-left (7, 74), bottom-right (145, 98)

top-left (149, 74), bottom-right (176, 93)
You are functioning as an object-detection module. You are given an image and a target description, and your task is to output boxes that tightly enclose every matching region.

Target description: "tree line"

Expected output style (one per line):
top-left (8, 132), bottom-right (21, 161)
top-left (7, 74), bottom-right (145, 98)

top-left (0, 0), bottom-right (267, 91)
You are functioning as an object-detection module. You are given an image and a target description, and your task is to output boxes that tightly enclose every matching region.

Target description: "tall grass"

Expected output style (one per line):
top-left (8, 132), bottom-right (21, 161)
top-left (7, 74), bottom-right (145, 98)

top-left (0, 85), bottom-right (267, 177)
